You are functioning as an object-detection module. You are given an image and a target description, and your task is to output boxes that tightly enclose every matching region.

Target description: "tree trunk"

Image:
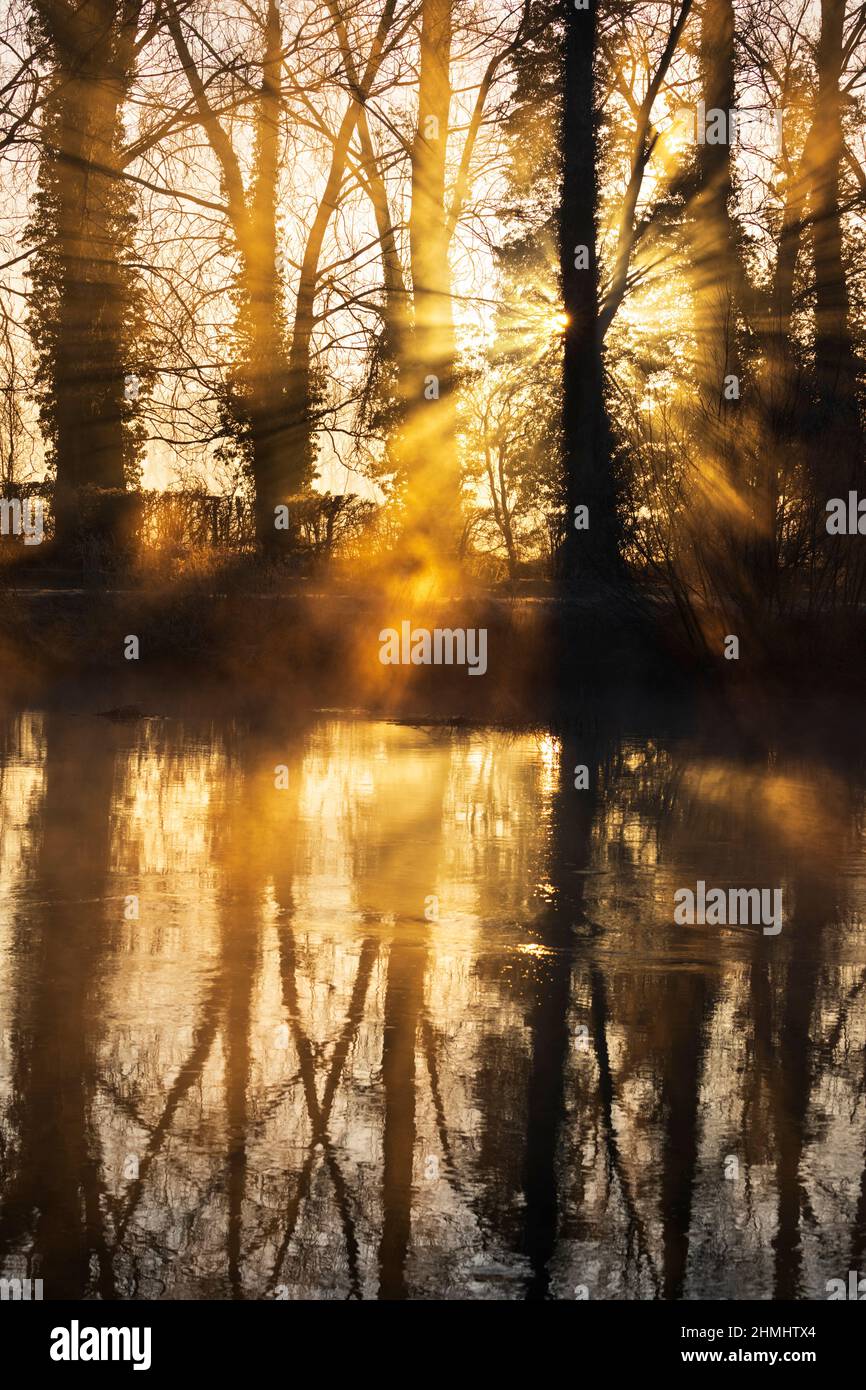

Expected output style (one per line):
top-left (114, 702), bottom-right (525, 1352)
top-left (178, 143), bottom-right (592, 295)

top-left (693, 0), bottom-right (740, 416)
top-left (31, 1), bottom-right (144, 552)
top-left (752, 120), bottom-right (816, 605)
top-left (261, 0), bottom-right (399, 549)
top-left (810, 0), bottom-right (863, 496)
top-left (795, 0), bottom-right (865, 605)
top-left (403, 0), bottom-right (461, 564)
top-left (686, 0), bottom-right (751, 620)
top-left (167, 0), bottom-right (297, 554)
top-left (241, 0), bottom-right (294, 549)
top-left (559, 0), bottom-right (618, 589)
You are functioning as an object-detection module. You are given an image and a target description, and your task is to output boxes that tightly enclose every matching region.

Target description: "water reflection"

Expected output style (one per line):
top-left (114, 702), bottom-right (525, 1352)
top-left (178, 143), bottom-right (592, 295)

top-left (0, 708), bottom-right (864, 1299)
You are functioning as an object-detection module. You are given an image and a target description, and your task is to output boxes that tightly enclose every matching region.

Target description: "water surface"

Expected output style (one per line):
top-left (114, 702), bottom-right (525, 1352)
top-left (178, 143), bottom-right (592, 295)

top-left (0, 705), bottom-right (864, 1299)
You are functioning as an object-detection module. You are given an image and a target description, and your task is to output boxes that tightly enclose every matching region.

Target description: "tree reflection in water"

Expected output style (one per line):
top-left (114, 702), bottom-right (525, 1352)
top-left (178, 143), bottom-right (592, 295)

top-left (0, 706), bottom-right (864, 1300)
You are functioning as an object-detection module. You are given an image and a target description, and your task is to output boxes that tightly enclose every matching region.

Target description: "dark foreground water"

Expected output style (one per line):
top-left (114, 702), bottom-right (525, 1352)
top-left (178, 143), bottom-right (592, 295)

top-left (0, 700), bottom-right (865, 1300)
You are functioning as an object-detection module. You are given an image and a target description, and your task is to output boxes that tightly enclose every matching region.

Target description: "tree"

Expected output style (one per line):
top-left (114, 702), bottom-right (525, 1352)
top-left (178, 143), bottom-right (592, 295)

top-left (463, 346), bottom-right (562, 581)
top-left (28, 0), bottom-right (157, 551)
top-left (400, 0), bottom-right (460, 565)
top-left (348, 0), bottom-right (531, 577)
top-left (166, 0), bottom-right (297, 551)
top-left (559, 0), bottom-right (619, 588)
top-left (167, 0), bottom-right (410, 553)
top-left (809, 0), bottom-right (864, 503)
top-left (282, 0), bottom-right (406, 533)
top-left (557, 0), bottom-right (694, 592)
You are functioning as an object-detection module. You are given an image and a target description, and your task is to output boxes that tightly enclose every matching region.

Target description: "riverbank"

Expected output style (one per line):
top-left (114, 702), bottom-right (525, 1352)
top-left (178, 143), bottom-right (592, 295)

top-left (2, 575), bottom-right (866, 721)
